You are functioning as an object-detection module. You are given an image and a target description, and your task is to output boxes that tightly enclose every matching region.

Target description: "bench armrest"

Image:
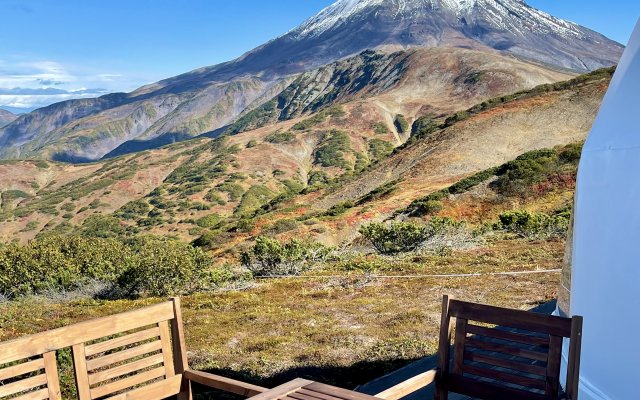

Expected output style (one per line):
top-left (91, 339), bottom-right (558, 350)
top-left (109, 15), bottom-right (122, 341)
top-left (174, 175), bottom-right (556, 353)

top-left (184, 369), bottom-right (268, 397)
top-left (374, 369), bottom-right (439, 400)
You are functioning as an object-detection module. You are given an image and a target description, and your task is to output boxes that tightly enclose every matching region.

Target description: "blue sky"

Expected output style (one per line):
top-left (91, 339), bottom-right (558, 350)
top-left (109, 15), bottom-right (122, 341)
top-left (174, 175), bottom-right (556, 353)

top-left (0, 0), bottom-right (638, 112)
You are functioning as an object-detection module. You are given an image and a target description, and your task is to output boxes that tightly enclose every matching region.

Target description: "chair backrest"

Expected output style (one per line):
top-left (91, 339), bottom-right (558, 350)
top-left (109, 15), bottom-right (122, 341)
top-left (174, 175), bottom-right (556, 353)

top-left (0, 298), bottom-right (189, 400)
top-left (437, 295), bottom-right (583, 400)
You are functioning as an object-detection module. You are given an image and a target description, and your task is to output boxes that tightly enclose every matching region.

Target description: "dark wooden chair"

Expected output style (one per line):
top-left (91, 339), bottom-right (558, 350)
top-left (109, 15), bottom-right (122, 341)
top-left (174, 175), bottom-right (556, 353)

top-left (375, 295), bottom-right (583, 400)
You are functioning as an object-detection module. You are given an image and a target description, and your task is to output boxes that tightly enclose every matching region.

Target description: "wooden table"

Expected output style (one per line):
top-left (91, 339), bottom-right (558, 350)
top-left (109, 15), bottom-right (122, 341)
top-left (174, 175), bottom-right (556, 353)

top-left (247, 378), bottom-right (383, 400)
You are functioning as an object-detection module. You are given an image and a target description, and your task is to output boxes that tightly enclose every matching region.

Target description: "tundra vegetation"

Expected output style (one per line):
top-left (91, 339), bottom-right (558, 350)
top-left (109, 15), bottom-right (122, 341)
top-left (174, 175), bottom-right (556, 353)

top-left (0, 70), bottom-right (594, 396)
top-left (0, 143), bottom-right (578, 399)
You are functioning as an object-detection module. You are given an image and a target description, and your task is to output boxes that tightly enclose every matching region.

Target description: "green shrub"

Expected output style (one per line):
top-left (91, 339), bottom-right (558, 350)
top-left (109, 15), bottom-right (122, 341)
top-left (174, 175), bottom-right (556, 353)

top-left (394, 114), bottom-right (409, 134)
top-left (79, 215), bottom-right (130, 238)
top-left (204, 190), bottom-right (226, 205)
top-left (315, 130), bottom-right (351, 169)
top-left (240, 237), bottom-right (328, 277)
top-left (217, 182), bottom-right (245, 202)
top-left (368, 139), bottom-right (394, 162)
top-left (61, 203), bottom-right (76, 212)
top-left (235, 185), bottom-right (276, 216)
top-left (35, 160), bottom-right (49, 169)
top-left (323, 201), bottom-right (354, 217)
top-left (196, 213), bottom-right (221, 228)
top-left (359, 218), bottom-right (461, 255)
top-left (265, 131), bottom-right (295, 144)
top-left (371, 122), bottom-right (389, 135)
top-left (117, 237), bottom-right (219, 298)
top-left (0, 236), bottom-right (135, 298)
top-left (498, 210), bottom-right (569, 239)
top-left (246, 139), bottom-right (258, 148)
top-left (264, 218), bottom-right (300, 234)
top-left (411, 116), bottom-right (438, 138)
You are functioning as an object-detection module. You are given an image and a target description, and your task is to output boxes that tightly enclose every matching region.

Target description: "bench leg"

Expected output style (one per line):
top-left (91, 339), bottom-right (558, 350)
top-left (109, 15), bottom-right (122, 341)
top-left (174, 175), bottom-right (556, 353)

top-left (178, 379), bottom-right (193, 400)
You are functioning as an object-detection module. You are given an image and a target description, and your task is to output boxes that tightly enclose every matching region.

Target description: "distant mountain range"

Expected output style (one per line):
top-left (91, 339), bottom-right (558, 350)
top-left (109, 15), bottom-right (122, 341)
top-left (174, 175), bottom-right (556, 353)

top-left (0, 0), bottom-right (623, 162)
top-left (0, 109), bottom-right (17, 128)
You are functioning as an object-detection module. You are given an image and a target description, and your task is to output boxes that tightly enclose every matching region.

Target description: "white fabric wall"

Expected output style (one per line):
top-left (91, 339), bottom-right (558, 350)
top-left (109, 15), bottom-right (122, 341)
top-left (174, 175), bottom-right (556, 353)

top-left (570, 18), bottom-right (640, 400)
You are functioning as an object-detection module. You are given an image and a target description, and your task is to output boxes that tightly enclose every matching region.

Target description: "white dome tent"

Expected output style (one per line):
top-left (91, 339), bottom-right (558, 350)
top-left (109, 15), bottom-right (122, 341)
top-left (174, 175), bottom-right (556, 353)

top-left (560, 18), bottom-right (640, 400)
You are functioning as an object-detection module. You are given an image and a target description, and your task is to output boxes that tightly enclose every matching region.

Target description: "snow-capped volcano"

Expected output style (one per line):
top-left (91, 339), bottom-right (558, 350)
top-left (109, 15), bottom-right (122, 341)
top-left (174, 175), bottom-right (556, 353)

top-left (0, 0), bottom-right (623, 161)
top-left (263, 0), bottom-right (622, 73)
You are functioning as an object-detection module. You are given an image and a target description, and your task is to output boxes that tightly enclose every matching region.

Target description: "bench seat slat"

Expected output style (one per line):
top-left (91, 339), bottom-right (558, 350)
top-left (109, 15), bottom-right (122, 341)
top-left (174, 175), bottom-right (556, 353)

top-left (85, 327), bottom-right (160, 357)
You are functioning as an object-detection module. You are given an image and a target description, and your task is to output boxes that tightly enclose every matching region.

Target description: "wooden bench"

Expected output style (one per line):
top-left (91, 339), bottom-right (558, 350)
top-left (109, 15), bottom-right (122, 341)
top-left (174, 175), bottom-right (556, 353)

top-left (375, 295), bottom-right (583, 400)
top-left (0, 298), bottom-right (267, 400)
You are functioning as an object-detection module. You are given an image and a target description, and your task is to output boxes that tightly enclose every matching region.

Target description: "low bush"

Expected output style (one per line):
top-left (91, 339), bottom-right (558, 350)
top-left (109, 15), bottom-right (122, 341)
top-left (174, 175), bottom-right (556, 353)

top-left (371, 122), bottom-right (389, 135)
top-left (0, 234), bottom-right (227, 299)
top-left (498, 210), bottom-right (569, 239)
top-left (359, 218), bottom-right (464, 255)
top-left (315, 130), bottom-right (352, 169)
top-left (196, 213), bottom-right (221, 228)
top-left (394, 114), bottom-right (409, 134)
top-left (117, 237), bottom-right (223, 298)
top-left (265, 131), bottom-right (295, 144)
top-left (241, 236), bottom-right (329, 277)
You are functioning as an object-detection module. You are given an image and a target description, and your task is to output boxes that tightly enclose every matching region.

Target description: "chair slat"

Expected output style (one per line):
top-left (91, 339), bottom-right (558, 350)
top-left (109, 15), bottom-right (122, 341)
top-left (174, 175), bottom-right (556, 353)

top-left (545, 335), bottom-right (563, 396)
top-left (85, 327), bottom-right (160, 357)
top-left (466, 324), bottom-right (550, 347)
top-left (465, 337), bottom-right (548, 362)
top-left (448, 300), bottom-right (572, 337)
top-left (89, 366), bottom-right (165, 399)
top-left (445, 375), bottom-right (550, 400)
top-left (463, 364), bottom-right (547, 391)
top-left (464, 350), bottom-right (547, 376)
top-left (0, 374), bottom-right (47, 398)
top-left (11, 387), bottom-right (50, 400)
top-left (452, 318), bottom-right (468, 375)
top-left (86, 341), bottom-right (162, 371)
top-left (0, 358), bottom-right (44, 381)
top-left (88, 353), bottom-right (164, 385)
top-left (102, 374), bottom-right (182, 400)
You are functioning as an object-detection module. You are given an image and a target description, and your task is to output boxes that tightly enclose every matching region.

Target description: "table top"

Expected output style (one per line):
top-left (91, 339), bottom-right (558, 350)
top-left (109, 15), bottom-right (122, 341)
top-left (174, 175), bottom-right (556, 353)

top-left (248, 378), bottom-right (383, 400)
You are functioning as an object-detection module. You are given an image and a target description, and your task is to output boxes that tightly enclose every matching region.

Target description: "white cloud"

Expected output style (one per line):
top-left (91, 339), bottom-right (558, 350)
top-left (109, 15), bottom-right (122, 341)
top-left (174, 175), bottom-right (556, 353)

top-left (0, 58), bottom-right (143, 111)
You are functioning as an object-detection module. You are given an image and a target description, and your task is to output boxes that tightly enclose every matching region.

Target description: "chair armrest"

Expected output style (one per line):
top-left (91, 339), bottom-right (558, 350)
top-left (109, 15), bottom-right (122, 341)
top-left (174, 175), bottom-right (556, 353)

top-left (184, 369), bottom-right (268, 397)
top-left (374, 369), bottom-right (439, 400)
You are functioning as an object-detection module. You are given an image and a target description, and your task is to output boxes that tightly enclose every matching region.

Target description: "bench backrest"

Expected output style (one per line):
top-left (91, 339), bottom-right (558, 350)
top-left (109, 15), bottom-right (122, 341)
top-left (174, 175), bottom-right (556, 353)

top-left (437, 295), bottom-right (583, 400)
top-left (0, 350), bottom-right (61, 400)
top-left (0, 298), bottom-right (189, 400)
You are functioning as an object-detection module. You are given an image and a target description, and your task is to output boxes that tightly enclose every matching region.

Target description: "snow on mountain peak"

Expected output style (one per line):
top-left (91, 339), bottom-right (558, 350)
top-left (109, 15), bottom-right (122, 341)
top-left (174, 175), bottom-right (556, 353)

top-left (288, 0), bottom-right (585, 40)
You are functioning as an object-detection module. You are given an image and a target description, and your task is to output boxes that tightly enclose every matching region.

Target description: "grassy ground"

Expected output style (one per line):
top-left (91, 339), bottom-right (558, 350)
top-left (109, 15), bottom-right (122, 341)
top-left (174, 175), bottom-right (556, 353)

top-left (0, 237), bottom-right (563, 398)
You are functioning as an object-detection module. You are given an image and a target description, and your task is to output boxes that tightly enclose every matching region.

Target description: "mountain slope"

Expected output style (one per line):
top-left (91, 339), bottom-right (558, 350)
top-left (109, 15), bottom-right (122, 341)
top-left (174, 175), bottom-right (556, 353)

top-left (0, 109), bottom-right (17, 128)
top-left (0, 67), bottom-right (610, 245)
top-left (0, 0), bottom-right (621, 162)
